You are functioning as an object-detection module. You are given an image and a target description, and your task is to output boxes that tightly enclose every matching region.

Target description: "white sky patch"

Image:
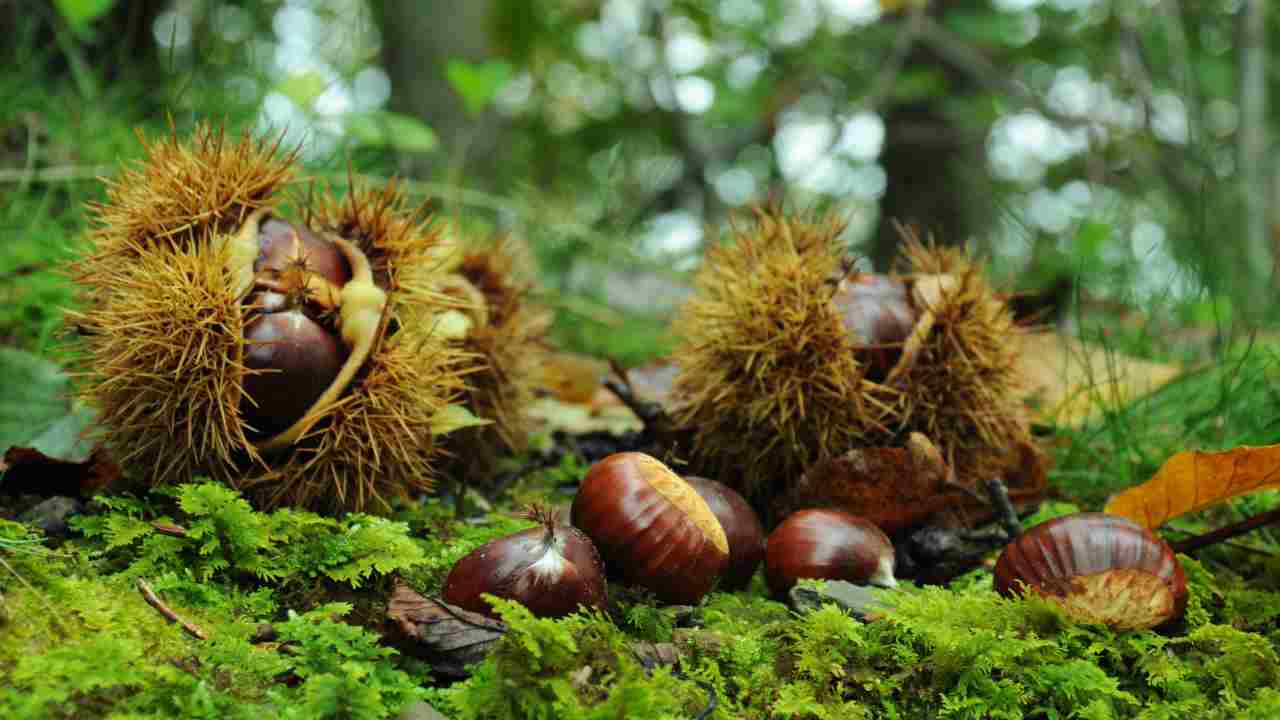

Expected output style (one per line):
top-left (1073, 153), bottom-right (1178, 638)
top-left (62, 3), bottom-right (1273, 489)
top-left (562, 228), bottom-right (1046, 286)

top-left (821, 0), bottom-right (881, 30)
top-left (726, 54), bottom-right (768, 90)
top-left (1151, 93), bottom-right (1189, 145)
top-left (642, 210), bottom-right (704, 269)
top-left (836, 112), bottom-right (885, 161)
top-left (666, 32), bottom-right (714, 74)
top-left (774, 115), bottom-right (837, 180)
top-left (674, 75), bottom-right (716, 114)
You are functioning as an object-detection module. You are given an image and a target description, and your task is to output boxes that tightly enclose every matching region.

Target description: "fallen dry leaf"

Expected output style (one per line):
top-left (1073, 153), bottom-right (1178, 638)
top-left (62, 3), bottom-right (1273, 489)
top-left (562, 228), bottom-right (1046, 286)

top-left (777, 433), bottom-right (952, 533)
top-left (1104, 444), bottom-right (1280, 529)
top-left (1016, 331), bottom-right (1183, 427)
top-left (385, 582), bottom-right (508, 678)
top-left (1, 446), bottom-right (120, 497)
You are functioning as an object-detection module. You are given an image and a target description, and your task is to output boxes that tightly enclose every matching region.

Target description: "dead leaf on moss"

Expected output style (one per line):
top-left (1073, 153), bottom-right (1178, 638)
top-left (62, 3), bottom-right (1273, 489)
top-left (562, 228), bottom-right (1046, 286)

top-left (776, 433), bottom-right (952, 533)
top-left (1104, 444), bottom-right (1280, 529)
top-left (1015, 331), bottom-right (1183, 427)
top-left (537, 352), bottom-right (609, 404)
top-left (385, 582), bottom-right (507, 678)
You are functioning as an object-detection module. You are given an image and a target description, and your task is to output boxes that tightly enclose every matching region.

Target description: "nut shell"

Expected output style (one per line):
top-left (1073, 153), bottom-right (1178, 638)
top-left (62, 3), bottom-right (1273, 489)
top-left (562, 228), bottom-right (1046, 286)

top-left (993, 512), bottom-right (1187, 630)
top-left (241, 310), bottom-right (348, 437)
top-left (255, 217), bottom-right (351, 286)
top-left (442, 515), bottom-right (607, 619)
top-left (686, 476), bottom-right (765, 590)
top-left (571, 452), bottom-right (729, 605)
top-left (765, 508), bottom-right (897, 598)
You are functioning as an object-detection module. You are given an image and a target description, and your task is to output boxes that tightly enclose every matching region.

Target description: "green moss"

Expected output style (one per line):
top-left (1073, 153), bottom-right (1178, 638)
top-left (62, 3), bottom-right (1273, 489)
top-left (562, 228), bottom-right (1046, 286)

top-left (435, 597), bottom-right (706, 720)
top-left (70, 483), bottom-right (427, 612)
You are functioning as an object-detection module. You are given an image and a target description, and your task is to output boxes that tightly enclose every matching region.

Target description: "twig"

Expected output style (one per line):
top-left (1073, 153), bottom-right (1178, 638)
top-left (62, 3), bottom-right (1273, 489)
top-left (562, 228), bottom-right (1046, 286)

top-left (984, 478), bottom-right (1022, 540)
top-left (0, 165), bottom-right (114, 184)
top-left (1169, 507), bottom-right (1280, 555)
top-left (151, 522), bottom-right (189, 538)
top-left (137, 579), bottom-right (208, 640)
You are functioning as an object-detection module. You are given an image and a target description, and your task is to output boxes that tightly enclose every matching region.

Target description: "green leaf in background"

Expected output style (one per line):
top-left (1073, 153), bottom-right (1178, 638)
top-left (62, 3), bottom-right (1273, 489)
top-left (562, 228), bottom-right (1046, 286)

top-left (274, 71), bottom-right (329, 108)
top-left (446, 59), bottom-right (513, 116)
top-left (943, 11), bottom-right (1028, 47)
top-left (0, 348), bottom-right (73, 454)
top-left (0, 348), bottom-right (98, 463)
top-left (345, 110), bottom-right (439, 153)
top-left (52, 0), bottom-right (117, 30)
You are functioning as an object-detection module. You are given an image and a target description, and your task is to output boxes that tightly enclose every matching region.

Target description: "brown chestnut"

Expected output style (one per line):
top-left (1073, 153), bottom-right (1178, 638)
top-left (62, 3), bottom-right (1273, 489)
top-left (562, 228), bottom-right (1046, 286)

top-left (686, 476), bottom-right (765, 590)
top-left (442, 505), bottom-right (607, 619)
top-left (255, 216), bottom-right (352, 288)
top-left (765, 508), bottom-right (897, 598)
top-left (571, 452), bottom-right (729, 605)
top-left (993, 512), bottom-right (1187, 630)
top-left (241, 309), bottom-right (349, 437)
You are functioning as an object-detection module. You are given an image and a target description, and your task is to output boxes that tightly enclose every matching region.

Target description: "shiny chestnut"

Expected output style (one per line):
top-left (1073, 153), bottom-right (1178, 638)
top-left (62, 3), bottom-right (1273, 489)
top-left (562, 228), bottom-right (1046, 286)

top-left (442, 505), bottom-right (607, 619)
top-left (765, 508), bottom-right (897, 598)
top-left (239, 217), bottom-right (354, 437)
top-left (993, 512), bottom-right (1187, 630)
top-left (571, 452), bottom-right (729, 605)
top-left (686, 476), bottom-right (765, 590)
top-left (242, 309), bottom-right (349, 436)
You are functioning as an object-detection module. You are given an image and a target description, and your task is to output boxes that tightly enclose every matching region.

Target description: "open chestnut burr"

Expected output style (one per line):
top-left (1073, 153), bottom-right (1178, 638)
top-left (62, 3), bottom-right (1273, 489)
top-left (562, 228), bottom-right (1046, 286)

top-left (571, 452), bottom-right (729, 605)
top-left (993, 512), bottom-right (1187, 630)
top-left (764, 508), bottom-right (897, 598)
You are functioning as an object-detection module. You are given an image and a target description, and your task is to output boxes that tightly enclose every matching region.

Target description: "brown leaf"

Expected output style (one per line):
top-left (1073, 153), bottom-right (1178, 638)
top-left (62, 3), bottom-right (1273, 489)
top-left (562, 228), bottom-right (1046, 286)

top-left (1104, 444), bottom-right (1280, 529)
top-left (1, 446), bottom-right (120, 497)
top-left (385, 581), bottom-right (507, 678)
top-left (537, 352), bottom-right (609, 404)
top-left (776, 433), bottom-right (954, 533)
top-left (1015, 331), bottom-right (1183, 427)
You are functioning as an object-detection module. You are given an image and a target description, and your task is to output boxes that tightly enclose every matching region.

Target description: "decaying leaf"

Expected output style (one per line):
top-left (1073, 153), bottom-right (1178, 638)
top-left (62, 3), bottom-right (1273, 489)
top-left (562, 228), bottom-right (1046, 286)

top-left (521, 397), bottom-right (642, 436)
top-left (776, 433), bottom-right (1047, 532)
top-left (1, 446), bottom-right (120, 497)
top-left (537, 352), bottom-right (609, 404)
top-left (0, 347), bottom-right (117, 496)
top-left (385, 581), bottom-right (508, 678)
top-left (777, 433), bottom-right (952, 533)
top-left (1104, 444), bottom-right (1280, 529)
top-left (1016, 331), bottom-right (1183, 427)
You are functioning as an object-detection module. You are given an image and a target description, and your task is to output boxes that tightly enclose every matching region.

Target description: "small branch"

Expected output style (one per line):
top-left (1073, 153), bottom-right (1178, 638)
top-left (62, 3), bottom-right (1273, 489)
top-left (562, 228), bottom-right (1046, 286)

top-left (0, 165), bottom-right (114, 184)
top-left (984, 478), bottom-right (1021, 540)
top-left (137, 579), bottom-right (208, 641)
top-left (151, 522), bottom-right (189, 539)
top-left (1170, 507), bottom-right (1280, 555)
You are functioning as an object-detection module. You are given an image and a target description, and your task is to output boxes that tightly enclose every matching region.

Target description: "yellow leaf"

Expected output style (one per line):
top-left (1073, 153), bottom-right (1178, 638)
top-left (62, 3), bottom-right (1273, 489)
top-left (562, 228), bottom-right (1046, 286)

top-left (1104, 444), bottom-right (1280, 528)
top-left (1015, 331), bottom-right (1183, 427)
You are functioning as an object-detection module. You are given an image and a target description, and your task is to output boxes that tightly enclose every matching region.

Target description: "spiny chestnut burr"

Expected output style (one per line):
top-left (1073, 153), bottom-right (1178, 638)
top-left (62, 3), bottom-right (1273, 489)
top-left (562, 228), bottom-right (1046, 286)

top-left (993, 512), bottom-right (1187, 631)
top-left (69, 124), bottom-right (474, 512)
top-left (442, 505), bottom-right (607, 619)
top-left (686, 476), bottom-right (765, 590)
top-left (571, 452), bottom-right (729, 605)
top-left (765, 508), bottom-right (897, 598)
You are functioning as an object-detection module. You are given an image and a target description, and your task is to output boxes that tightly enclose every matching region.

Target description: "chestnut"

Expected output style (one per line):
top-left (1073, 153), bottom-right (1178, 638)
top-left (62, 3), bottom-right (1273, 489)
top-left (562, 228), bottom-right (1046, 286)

top-left (765, 508), bottom-right (897, 598)
top-left (442, 505), bottom-right (607, 619)
top-left (241, 309), bottom-right (349, 437)
top-left (993, 512), bottom-right (1187, 630)
top-left (255, 216), bottom-right (352, 287)
top-left (571, 452), bottom-right (729, 605)
top-left (686, 476), bottom-right (765, 590)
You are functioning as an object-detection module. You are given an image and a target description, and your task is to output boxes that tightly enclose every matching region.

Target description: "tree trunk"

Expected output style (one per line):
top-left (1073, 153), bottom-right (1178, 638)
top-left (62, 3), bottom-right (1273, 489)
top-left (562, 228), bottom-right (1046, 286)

top-left (1238, 0), bottom-right (1271, 299)
top-left (374, 0), bottom-right (500, 178)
